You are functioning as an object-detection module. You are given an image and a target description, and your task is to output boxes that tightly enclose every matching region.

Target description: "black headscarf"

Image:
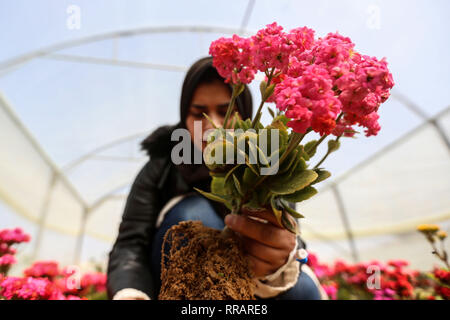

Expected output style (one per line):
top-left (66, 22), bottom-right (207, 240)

top-left (141, 56), bottom-right (253, 189)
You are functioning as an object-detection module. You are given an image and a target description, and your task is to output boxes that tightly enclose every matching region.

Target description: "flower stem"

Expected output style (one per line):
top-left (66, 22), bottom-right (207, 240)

top-left (430, 240), bottom-right (450, 269)
top-left (313, 135), bottom-right (342, 169)
top-left (251, 68), bottom-right (275, 128)
top-left (223, 85), bottom-right (240, 129)
top-left (313, 112), bottom-right (345, 169)
top-left (313, 134), bottom-right (328, 150)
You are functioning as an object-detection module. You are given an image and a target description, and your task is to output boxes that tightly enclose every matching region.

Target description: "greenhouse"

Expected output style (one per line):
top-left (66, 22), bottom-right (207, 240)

top-left (0, 0), bottom-right (449, 301)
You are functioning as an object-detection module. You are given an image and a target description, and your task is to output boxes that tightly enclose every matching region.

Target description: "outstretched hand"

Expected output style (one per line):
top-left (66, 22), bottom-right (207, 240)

top-left (224, 208), bottom-right (297, 278)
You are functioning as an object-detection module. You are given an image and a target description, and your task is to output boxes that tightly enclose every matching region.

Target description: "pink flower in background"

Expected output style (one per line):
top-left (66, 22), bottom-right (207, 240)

top-left (0, 254), bottom-right (16, 267)
top-left (388, 260), bottom-right (410, 270)
top-left (0, 276), bottom-right (62, 300)
top-left (81, 272), bottom-right (107, 293)
top-left (24, 261), bottom-right (60, 280)
top-left (322, 283), bottom-right (338, 300)
top-left (373, 288), bottom-right (396, 300)
top-left (0, 228), bottom-right (30, 244)
top-left (65, 295), bottom-right (86, 300)
top-left (0, 228), bottom-right (107, 300)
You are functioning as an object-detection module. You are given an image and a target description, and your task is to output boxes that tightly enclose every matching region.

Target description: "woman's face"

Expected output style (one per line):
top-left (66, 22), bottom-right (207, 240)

top-left (186, 80), bottom-right (236, 151)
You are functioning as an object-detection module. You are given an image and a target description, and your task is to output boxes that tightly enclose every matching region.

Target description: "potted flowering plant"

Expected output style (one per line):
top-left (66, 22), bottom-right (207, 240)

top-left (159, 22), bottom-right (394, 300)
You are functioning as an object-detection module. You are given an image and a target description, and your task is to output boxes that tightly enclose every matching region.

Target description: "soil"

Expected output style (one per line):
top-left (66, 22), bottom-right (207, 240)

top-left (158, 220), bottom-right (255, 300)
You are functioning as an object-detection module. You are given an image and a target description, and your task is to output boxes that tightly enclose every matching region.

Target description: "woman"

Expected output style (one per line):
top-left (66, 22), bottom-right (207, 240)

top-left (107, 56), bottom-right (324, 300)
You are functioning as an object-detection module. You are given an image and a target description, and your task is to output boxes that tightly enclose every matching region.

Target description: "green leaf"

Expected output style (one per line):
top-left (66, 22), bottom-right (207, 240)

top-left (232, 174), bottom-right (244, 197)
top-left (203, 139), bottom-right (235, 171)
top-left (211, 176), bottom-right (234, 196)
top-left (287, 156), bottom-right (307, 178)
top-left (194, 188), bottom-right (232, 210)
top-left (246, 161), bottom-right (259, 176)
top-left (224, 164), bottom-right (243, 183)
top-left (240, 119), bottom-right (250, 131)
top-left (259, 80), bottom-right (268, 99)
top-left (258, 187), bottom-right (272, 206)
top-left (279, 149), bottom-right (298, 174)
top-left (256, 144), bottom-right (270, 166)
top-left (304, 140), bottom-right (318, 158)
top-left (267, 107), bottom-right (275, 118)
top-left (245, 119), bottom-right (253, 129)
top-left (209, 171), bottom-right (227, 177)
top-left (297, 145), bottom-right (310, 161)
top-left (211, 177), bottom-right (225, 195)
top-left (270, 195), bottom-right (283, 227)
top-left (282, 186), bottom-right (318, 203)
top-left (232, 113), bottom-right (242, 130)
top-left (242, 167), bottom-right (259, 186)
top-left (269, 168), bottom-right (318, 195)
top-left (263, 83), bottom-right (276, 100)
top-left (242, 192), bottom-right (263, 211)
top-left (281, 200), bottom-right (305, 219)
top-left (202, 112), bottom-right (218, 129)
top-left (311, 169), bottom-right (331, 185)
top-left (247, 140), bottom-right (259, 165)
top-left (281, 211), bottom-right (300, 235)
top-left (272, 114), bottom-right (289, 127)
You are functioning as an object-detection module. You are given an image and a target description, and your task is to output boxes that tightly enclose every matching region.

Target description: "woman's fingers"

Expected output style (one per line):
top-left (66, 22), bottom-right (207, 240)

top-left (224, 214), bottom-right (296, 250)
top-left (240, 207), bottom-right (281, 227)
top-left (241, 236), bottom-right (288, 267)
top-left (240, 207), bottom-right (297, 230)
top-left (246, 253), bottom-right (278, 277)
top-left (225, 213), bottom-right (297, 278)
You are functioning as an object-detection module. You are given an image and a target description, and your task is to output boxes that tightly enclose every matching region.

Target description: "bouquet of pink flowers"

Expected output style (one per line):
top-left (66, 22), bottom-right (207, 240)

top-left (197, 22), bottom-right (394, 232)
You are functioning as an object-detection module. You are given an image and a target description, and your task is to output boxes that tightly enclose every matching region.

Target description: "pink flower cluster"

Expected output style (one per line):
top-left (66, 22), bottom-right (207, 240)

top-left (0, 276), bottom-right (83, 300)
top-left (0, 254), bottom-right (17, 267)
top-left (0, 227), bottom-right (30, 245)
top-left (24, 261), bottom-right (60, 279)
top-left (0, 227), bottom-right (29, 274)
top-left (0, 262), bottom-right (106, 300)
top-left (80, 272), bottom-right (107, 293)
top-left (0, 227), bottom-right (107, 300)
top-left (307, 252), bottom-right (447, 300)
top-left (433, 268), bottom-right (450, 299)
top-left (209, 22), bottom-right (315, 84)
top-left (209, 22), bottom-right (394, 137)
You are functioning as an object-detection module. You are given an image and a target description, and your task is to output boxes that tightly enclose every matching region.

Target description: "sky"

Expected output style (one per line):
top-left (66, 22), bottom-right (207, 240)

top-left (0, 0), bottom-right (449, 269)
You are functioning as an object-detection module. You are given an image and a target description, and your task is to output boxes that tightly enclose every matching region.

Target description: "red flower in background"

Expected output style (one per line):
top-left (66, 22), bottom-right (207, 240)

top-left (0, 228), bottom-right (30, 245)
top-left (24, 261), bottom-right (60, 280)
top-left (0, 227), bottom-right (107, 300)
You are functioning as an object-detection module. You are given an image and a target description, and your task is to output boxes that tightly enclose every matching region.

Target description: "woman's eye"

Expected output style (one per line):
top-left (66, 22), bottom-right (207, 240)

top-left (191, 113), bottom-right (204, 118)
